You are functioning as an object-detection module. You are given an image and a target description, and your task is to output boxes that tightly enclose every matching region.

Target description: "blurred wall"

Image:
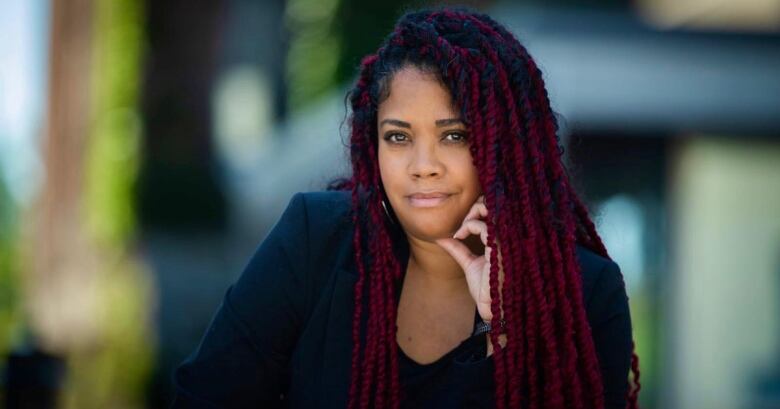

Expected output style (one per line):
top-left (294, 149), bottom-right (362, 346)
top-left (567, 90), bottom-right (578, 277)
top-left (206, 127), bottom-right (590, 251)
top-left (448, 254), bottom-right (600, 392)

top-left (669, 136), bottom-right (780, 409)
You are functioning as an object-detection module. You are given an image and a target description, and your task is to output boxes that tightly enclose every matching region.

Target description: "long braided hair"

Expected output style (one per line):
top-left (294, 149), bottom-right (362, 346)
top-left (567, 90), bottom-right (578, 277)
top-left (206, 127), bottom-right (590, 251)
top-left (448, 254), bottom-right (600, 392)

top-left (330, 7), bottom-right (642, 409)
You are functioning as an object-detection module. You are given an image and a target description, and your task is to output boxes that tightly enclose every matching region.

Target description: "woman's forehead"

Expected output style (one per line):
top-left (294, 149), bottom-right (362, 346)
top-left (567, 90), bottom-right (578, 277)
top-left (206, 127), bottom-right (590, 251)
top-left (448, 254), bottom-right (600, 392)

top-left (378, 68), bottom-right (459, 120)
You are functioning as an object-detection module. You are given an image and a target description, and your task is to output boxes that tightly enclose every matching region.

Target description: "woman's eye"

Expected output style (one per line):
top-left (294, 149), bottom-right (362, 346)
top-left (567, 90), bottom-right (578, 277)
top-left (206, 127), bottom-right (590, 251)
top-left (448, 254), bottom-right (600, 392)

top-left (445, 132), bottom-right (468, 143)
top-left (382, 132), bottom-right (468, 144)
top-left (384, 133), bottom-right (408, 143)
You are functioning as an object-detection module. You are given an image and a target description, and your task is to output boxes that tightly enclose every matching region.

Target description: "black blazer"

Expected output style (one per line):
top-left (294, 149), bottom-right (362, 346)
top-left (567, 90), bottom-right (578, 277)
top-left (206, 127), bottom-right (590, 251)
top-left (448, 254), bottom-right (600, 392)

top-left (171, 191), bottom-right (633, 408)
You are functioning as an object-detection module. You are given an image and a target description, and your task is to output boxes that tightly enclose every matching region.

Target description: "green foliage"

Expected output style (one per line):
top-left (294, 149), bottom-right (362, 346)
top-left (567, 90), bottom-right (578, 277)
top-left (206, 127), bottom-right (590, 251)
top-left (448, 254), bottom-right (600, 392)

top-left (58, 0), bottom-right (154, 407)
top-left (285, 0), bottom-right (343, 110)
top-left (0, 172), bottom-right (22, 373)
top-left (84, 0), bottom-right (143, 246)
top-left (628, 287), bottom-right (658, 408)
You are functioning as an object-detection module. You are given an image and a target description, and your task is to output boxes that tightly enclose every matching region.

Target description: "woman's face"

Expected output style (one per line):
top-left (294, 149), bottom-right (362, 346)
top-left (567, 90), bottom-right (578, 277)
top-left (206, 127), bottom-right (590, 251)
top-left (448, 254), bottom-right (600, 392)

top-left (377, 65), bottom-right (482, 242)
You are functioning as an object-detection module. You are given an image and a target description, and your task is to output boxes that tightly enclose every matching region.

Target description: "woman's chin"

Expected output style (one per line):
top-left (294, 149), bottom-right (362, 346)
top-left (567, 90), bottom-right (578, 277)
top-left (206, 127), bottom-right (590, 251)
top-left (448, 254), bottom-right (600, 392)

top-left (403, 219), bottom-right (457, 240)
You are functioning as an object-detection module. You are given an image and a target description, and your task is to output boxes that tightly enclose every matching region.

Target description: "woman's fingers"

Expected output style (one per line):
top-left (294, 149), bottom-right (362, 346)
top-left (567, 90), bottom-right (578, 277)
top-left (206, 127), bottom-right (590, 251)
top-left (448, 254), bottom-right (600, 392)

top-left (434, 238), bottom-right (478, 272)
top-left (463, 202), bottom-right (488, 222)
top-left (453, 219), bottom-right (487, 245)
top-left (437, 194), bottom-right (508, 323)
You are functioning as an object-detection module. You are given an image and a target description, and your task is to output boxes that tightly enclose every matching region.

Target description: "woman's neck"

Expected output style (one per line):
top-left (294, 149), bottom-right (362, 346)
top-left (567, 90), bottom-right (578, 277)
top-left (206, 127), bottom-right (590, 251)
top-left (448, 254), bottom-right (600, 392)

top-left (404, 233), bottom-right (483, 294)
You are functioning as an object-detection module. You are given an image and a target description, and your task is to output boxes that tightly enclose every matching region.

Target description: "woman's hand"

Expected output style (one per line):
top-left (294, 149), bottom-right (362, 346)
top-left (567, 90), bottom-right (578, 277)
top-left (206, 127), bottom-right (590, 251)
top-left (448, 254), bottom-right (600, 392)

top-left (434, 195), bottom-right (505, 323)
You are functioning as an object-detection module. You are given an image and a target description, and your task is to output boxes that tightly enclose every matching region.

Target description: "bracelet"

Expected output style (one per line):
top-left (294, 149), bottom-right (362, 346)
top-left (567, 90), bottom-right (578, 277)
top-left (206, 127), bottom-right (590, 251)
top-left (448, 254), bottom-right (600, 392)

top-left (472, 318), bottom-right (506, 337)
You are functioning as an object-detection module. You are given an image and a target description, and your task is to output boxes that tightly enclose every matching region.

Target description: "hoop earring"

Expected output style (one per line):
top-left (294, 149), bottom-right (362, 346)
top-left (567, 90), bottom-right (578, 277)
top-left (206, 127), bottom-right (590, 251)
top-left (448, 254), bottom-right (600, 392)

top-left (381, 199), bottom-right (396, 225)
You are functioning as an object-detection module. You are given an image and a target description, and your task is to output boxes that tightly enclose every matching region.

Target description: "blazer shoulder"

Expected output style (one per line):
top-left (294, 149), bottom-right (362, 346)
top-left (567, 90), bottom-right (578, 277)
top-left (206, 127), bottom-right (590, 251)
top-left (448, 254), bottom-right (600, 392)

top-left (299, 189), bottom-right (351, 215)
top-left (297, 189), bottom-right (356, 281)
top-left (297, 190), bottom-right (353, 239)
top-left (575, 244), bottom-right (622, 307)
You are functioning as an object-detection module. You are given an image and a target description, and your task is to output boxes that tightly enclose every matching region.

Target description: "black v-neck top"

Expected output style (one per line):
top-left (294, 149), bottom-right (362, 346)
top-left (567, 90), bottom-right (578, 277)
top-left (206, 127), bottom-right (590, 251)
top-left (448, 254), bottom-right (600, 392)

top-left (386, 200), bottom-right (498, 408)
top-left (171, 191), bottom-right (633, 409)
top-left (398, 308), bottom-right (496, 408)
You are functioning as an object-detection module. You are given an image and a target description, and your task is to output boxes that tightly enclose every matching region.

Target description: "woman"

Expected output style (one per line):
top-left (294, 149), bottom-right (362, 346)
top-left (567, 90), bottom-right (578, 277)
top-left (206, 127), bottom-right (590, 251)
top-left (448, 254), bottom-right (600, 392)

top-left (172, 7), bottom-right (641, 409)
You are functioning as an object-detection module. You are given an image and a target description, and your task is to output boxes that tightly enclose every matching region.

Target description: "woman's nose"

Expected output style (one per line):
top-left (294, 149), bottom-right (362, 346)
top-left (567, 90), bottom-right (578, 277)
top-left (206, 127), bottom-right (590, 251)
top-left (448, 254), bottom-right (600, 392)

top-left (409, 143), bottom-right (444, 179)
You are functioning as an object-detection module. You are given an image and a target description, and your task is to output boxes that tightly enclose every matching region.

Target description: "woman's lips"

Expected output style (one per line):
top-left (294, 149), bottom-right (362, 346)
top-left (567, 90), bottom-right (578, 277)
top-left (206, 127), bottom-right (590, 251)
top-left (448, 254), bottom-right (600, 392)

top-left (407, 193), bottom-right (452, 208)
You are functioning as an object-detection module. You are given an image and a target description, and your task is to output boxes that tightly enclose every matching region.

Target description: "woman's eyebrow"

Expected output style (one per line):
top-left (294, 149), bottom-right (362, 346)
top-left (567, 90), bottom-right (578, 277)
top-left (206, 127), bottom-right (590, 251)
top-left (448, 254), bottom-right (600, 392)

top-left (379, 119), bottom-right (411, 128)
top-left (379, 118), bottom-right (464, 128)
top-left (434, 118), bottom-right (464, 127)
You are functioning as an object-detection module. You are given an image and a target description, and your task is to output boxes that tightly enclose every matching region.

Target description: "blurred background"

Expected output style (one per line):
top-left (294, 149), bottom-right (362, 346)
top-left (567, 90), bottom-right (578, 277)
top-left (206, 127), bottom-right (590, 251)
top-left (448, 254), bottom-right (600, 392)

top-left (1, 0), bottom-right (779, 408)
